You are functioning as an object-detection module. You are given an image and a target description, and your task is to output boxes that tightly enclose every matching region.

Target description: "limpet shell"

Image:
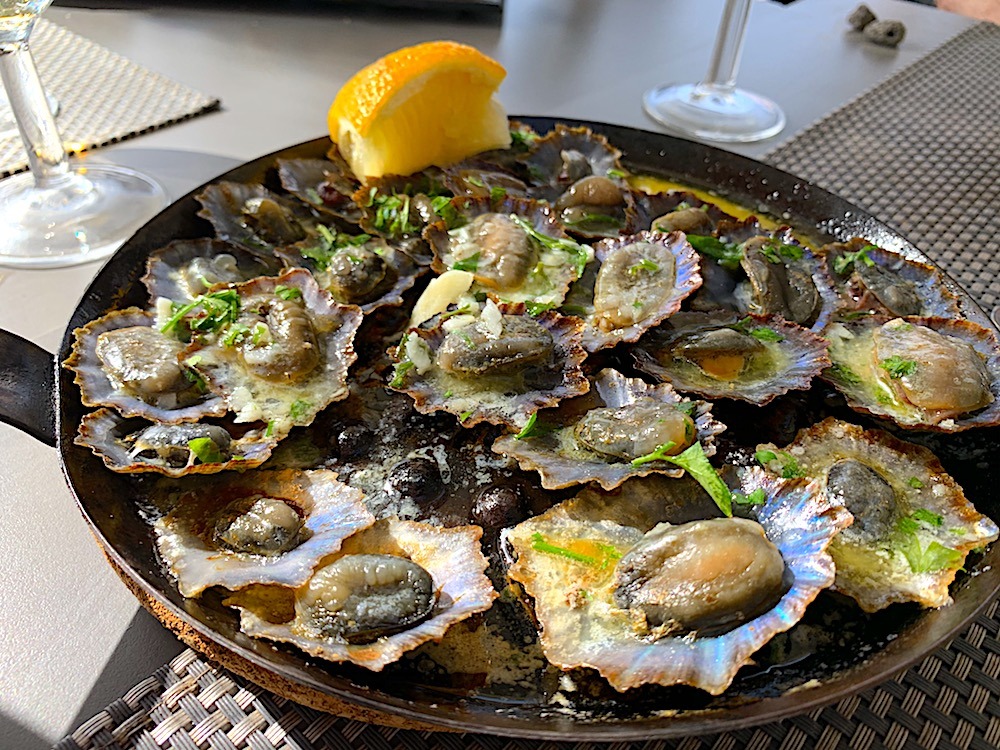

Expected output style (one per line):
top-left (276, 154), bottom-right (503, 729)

top-left (64, 308), bottom-right (226, 424)
top-left (425, 195), bottom-right (592, 308)
top-left (75, 408), bottom-right (276, 476)
top-left (823, 316), bottom-right (1000, 431)
top-left (631, 189), bottom-right (736, 234)
top-left (142, 239), bottom-right (281, 303)
top-left (196, 181), bottom-right (319, 255)
top-left (757, 418), bottom-right (999, 610)
top-left (154, 468), bottom-right (375, 597)
top-left (570, 231), bottom-right (702, 352)
top-left (503, 467), bottom-right (850, 694)
top-left (226, 518), bottom-right (497, 671)
top-left (389, 302), bottom-right (589, 429)
top-left (493, 368), bottom-right (725, 490)
top-left (277, 157), bottom-right (363, 224)
top-left (521, 125), bottom-right (625, 202)
top-left (632, 311), bottom-right (831, 405)
top-left (183, 269), bottom-right (362, 437)
top-left (821, 238), bottom-right (963, 319)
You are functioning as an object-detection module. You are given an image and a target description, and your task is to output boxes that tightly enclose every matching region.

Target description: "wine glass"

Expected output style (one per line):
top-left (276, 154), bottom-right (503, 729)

top-left (0, 86), bottom-right (57, 137)
top-left (0, 0), bottom-right (168, 268)
top-left (643, 0), bottom-right (785, 143)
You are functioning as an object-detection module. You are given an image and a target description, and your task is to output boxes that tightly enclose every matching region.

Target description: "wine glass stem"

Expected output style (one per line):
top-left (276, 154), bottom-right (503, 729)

top-left (701, 0), bottom-right (753, 94)
top-left (0, 38), bottom-right (71, 189)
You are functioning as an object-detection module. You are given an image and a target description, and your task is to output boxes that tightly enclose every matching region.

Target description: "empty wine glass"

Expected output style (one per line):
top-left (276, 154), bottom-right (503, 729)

top-left (643, 0), bottom-right (785, 143)
top-left (0, 0), bottom-right (168, 268)
top-left (0, 85), bottom-right (56, 137)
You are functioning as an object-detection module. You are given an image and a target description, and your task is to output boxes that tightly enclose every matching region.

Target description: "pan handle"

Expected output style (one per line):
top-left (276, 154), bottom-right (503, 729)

top-left (0, 329), bottom-right (56, 447)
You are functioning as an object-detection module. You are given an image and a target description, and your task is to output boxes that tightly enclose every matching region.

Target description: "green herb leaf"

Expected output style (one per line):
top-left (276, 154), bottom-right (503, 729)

top-left (750, 326), bottom-right (784, 342)
top-left (264, 421), bottom-right (275, 438)
top-left (898, 537), bottom-right (963, 574)
top-left (755, 449), bottom-right (777, 465)
top-left (510, 215), bottom-right (590, 277)
top-left (431, 195), bottom-right (463, 229)
top-left (564, 213), bottom-right (624, 229)
top-left (188, 437), bottom-right (224, 464)
top-left (755, 448), bottom-right (803, 478)
top-left (655, 442), bottom-right (733, 517)
top-left (908, 476), bottom-right (925, 489)
top-left (606, 168), bottom-right (627, 179)
top-left (514, 412), bottom-right (557, 440)
top-left (452, 252), bottom-right (481, 272)
top-left (371, 192), bottom-right (420, 235)
top-left (274, 285), bottom-right (302, 301)
top-left (833, 246), bottom-right (877, 274)
top-left (389, 360), bottom-right (414, 389)
top-left (912, 508), bottom-right (944, 527)
top-left (529, 532), bottom-right (621, 569)
top-left (732, 488), bottom-right (767, 506)
top-left (161, 289), bottom-right (241, 336)
top-left (489, 186), bottom-right (508, 202)
top-left (630, 441), bottom-right (678, 467)
top-left (686, 235), bottom-right (744, 270)
top-left (510, 128), bottom-right (538, 149)
top-left (880, 356), bottom-right (917, 379)
top-left (222, 323), bottom-right (250, 347)
top-left (459, 410), bottom-right (474, 422)
top-left (627, 258), bottom-right (660, 276)
top-left (827, 363), bottom-right (863, 386)
top-left (289, 399), bottom-right (311, 420)
top-left (525, 301), bottom-right (556, 316)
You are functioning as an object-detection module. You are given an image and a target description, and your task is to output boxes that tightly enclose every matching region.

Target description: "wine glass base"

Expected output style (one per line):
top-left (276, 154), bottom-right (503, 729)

top-left (0, 164), bottom-right (168, 269)
top-left (643, 83), bottom-right (786, 143)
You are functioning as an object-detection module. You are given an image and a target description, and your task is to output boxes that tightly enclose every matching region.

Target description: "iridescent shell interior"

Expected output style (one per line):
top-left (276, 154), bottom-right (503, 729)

top-left (154, 468), bottom-right (375, 597)
top-left (493, 368), bottom-right (725, 490)
top-left (142, 239), bottom-right (282, 303)
top-left (75, 408), bottom-right (276, 476)
top-left (226, 518), bottom-right (497, 671)
top-left (389, 301), bottom-right (589, 428)
top-left (757, 418), bottom-right (999, 611)
top-left (504, 468), bottom-right (850, 694)
top-left (823, 316), bottom-right (1000, 431)
top-left (65, 308), bottom-right (226, 424)
top-left (632, 311), bottom-right (830, 404)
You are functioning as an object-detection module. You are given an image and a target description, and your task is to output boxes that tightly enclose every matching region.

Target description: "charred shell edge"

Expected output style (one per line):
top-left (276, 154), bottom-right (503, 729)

top-left (581, 231), bottom-right (703, 352)
top-left (74, 408), bottom-right (277, 476)
top-left (392, 302), bottom-right (590, 429)
top-left (155, 468), bottom-right (376, 597)
top-left (64, 307), bottom-right (227, 424)
top-left (492, 368), bottom-right (726, 490)
top-left (632, 312), bottom-right (832, 405)
top-left (228, 519), bottom-right (498, 672)
top-left (822, 315), bottom-right (1000, 432)
top-left (141, 238), bottom-right (282, 303)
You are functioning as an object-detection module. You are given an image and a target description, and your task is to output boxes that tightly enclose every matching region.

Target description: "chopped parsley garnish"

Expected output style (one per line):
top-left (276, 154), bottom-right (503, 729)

top-left (430, 195), bottom-right (463, 229)
top-left (300, 227), bottom-right (371, 270)
top-left (732, 488), bottom-right (767, 506)
top-left (467, 175), bottom-right (485, 188)
top-left (759, 241), bottom-right (804, 263)
top-left (371, 192), bottom-right (421, 235)
top-left (181, 357), bottom-right (207, 392)
top-left (513, 412), bottom-right (556, 440)
top-left (161, 289), bottom-right (241, 336)
top-left (459, 410), bottom-right (474, 422)
top-left (827, 363), bottom-right (863, 386)
top-left (289, 399), bottom-right (311, 420)
top-left (908, 476), bottom-right (925, 489)
top-left (686, 234), bottom-right (744, 270)
top-left (833, 245), bottom-right (877, 275)
top-left (898, 537), bottom-right (962, 574)
top-left (489, 186), bottom-right (508, 202)
top-left (510, 128), bottom-right (538, 149)
top-left (880, 356), bottom-right (917, 379)
top-left (632, 442), bottom-right (734, 517)
top-left (525, 301), bottom-right (556, 316)
top-left (188, 437), bottom-right (224, 464)
top-left (530, 533), bottom-right (621, 569)
top-left (264, 421), bottom-right (275, 438)
top-left (452, 252), bottom-right (481, 272)
top-left (754, 448), bottom-right (804, 479)
top-left (750, 326), bottom-right (784, 342)
top-left (510, 215), bottom-right (591, 277)
top-left (222, 323), bottom-right (251, 347)
top-left (627, 258), bottom-right (660, 275)
top-left (563, 213), bottom-right (624, 229)
top-left (912, 508), bottom-right (944, 527)
top-left (389, 360), bottom-right (414, 389)
top-left (606, 168), bottom-right (627, 179)
top-left (274, 285), bottom-right (301, 301)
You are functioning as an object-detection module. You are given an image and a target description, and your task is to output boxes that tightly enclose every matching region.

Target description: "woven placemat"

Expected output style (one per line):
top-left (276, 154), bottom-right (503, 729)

top-left (765, 21), bottom-right (1000, 312)
top-left (0, 19), bottom-right (219, 177)
top-left (55, 19), bottom-right (1000, 750)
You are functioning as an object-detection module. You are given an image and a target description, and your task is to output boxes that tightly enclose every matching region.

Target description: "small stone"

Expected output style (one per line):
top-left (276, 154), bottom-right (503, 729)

top-left (848, 4), bottom-right (877, 31)
top-left (864, 19), bottom-right (906, 48)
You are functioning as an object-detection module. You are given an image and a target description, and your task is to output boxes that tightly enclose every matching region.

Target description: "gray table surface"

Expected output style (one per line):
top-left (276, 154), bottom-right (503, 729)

top-left (0, 0), bottom-right (974, 746)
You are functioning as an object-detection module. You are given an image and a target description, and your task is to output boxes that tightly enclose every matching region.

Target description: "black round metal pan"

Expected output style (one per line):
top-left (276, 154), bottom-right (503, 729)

top-left (3, 117), bottom-right (999, 740)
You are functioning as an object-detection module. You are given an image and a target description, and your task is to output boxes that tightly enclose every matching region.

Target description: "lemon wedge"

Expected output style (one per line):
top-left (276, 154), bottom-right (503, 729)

top-left (328, 41), bottom-right (511, 179)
